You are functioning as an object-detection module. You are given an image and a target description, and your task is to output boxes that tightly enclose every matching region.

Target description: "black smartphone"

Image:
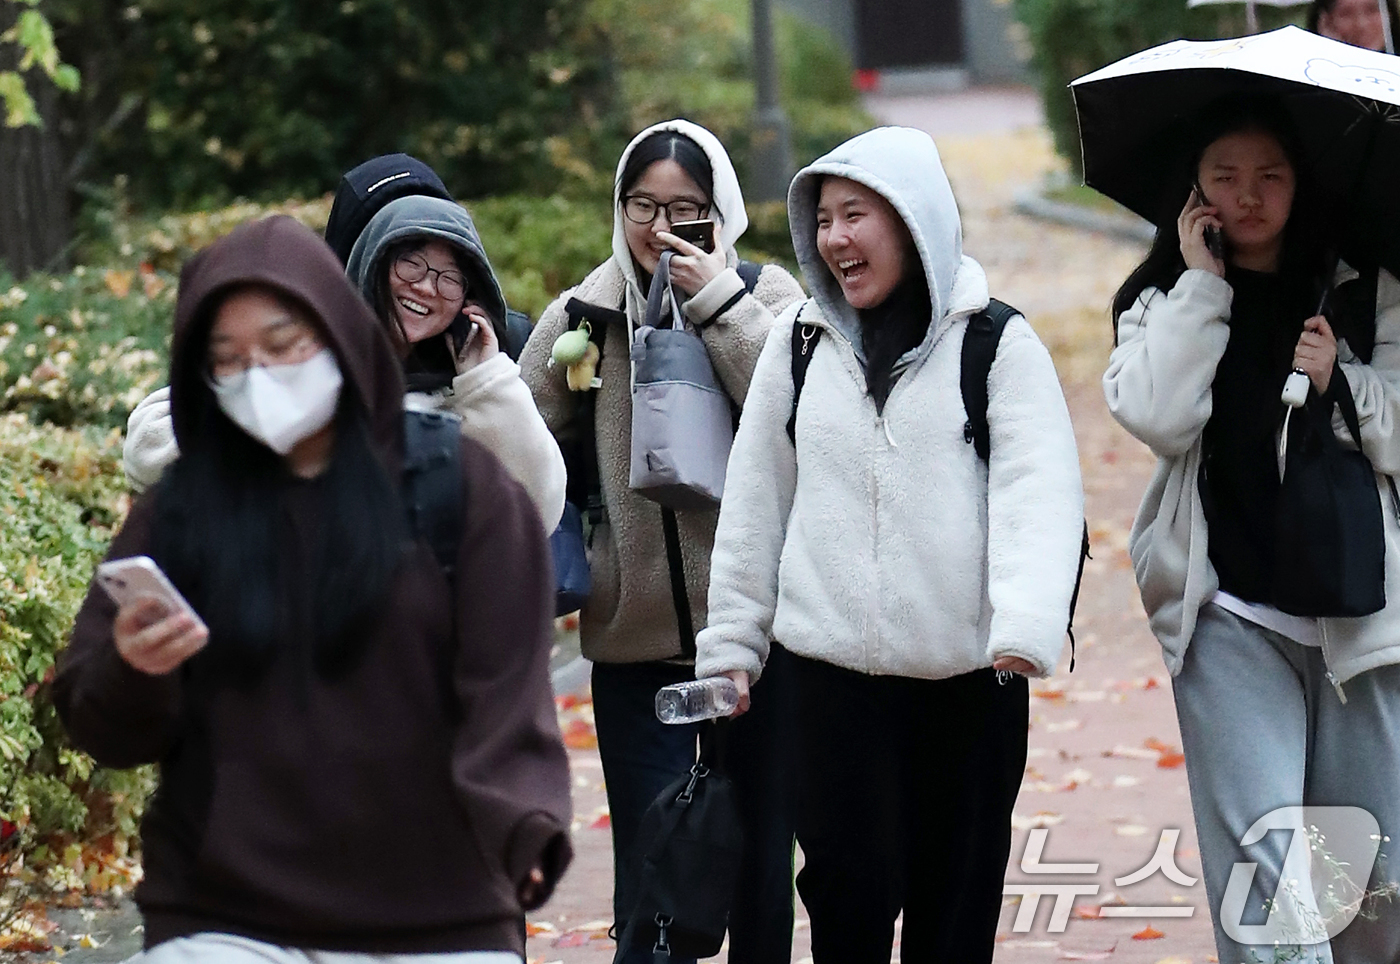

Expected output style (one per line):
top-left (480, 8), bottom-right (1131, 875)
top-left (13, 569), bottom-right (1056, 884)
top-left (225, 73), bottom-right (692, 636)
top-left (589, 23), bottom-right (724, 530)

top-left (1193, 182), bottom-right (1225, 261)
top-left (669, 219), bottom-right (716, 253)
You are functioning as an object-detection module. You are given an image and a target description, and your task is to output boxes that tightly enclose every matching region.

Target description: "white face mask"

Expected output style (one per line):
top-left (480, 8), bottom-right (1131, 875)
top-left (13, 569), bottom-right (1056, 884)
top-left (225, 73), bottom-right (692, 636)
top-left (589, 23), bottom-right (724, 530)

top-left (210, 349), bottom-right (344, 455)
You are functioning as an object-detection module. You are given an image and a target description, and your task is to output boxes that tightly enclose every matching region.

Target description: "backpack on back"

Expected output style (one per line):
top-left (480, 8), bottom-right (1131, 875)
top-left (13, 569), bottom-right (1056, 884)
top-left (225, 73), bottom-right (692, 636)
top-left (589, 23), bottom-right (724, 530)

top-left (787, 300), bottom-right (1090, 669)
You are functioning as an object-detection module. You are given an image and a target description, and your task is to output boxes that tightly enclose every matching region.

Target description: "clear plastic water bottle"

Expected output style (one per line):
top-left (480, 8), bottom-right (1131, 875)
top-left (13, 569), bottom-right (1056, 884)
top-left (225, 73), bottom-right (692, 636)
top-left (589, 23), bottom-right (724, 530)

top-left (655, 677), bottom-right (739, 724)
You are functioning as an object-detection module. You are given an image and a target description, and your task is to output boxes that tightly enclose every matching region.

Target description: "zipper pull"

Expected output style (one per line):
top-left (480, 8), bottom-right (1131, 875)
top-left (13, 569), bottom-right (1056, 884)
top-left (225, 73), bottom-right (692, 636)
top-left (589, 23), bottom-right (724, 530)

top-left (1326, 671), bottom-right (1348, 705)
top-left (880, 417), bottom-right (898, 448)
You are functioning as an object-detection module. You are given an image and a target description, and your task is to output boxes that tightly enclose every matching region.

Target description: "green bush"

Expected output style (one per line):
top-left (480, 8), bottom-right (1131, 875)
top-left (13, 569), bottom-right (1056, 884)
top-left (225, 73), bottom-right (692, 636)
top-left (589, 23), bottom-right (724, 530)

top-left (1011, 0), bottom-right (1304, 171)
top-left (0, 265), bottom-right (173, 430)
top-left (0, 416), bottom-right (147, 910)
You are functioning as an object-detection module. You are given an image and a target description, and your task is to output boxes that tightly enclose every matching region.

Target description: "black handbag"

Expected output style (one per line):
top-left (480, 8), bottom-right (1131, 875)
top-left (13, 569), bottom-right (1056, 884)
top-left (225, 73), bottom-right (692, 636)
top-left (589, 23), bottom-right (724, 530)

top-left (612, 725), bottom-right (744, 962)
top-left (549, 501), bottom-right (591, 617)
top-left (1272, 368), bottom-right (1391, 618)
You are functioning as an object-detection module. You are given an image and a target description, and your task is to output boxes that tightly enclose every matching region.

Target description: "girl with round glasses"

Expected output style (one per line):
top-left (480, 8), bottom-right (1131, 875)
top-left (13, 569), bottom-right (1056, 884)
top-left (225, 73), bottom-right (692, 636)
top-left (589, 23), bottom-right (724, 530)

top-left (122, 180), bottom-right (566, 534)
top-left (520, 120), bottom-right (804, 964)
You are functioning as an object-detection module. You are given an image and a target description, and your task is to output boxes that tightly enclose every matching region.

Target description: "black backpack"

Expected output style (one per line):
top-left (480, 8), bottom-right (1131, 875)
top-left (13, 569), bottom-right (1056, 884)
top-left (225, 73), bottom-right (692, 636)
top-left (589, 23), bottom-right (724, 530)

top-left (401, 408), bottom-right (465, 576)
top-left (788, 300), bottom-right (1091, 669)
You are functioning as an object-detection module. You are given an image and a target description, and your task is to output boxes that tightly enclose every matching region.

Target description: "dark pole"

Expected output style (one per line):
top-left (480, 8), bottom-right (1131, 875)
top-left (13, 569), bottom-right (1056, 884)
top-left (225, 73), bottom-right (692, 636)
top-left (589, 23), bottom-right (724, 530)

top-left (750, 0), bottom-right (792, 202)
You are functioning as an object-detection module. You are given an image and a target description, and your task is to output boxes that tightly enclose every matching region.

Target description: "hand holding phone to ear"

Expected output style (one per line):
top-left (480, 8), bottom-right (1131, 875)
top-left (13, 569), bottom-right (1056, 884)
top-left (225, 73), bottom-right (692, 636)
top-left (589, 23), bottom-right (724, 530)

top-left (1179, 189), bottom-right (1225, 278)
top-left (452, 304), bottom-right (499, 374)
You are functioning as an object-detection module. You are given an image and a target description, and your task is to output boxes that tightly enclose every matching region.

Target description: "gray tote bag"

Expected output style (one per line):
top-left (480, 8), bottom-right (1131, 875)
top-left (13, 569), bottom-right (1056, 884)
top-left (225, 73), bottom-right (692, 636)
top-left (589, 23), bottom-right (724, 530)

top-left (629, 251), bottom-right (734, 509)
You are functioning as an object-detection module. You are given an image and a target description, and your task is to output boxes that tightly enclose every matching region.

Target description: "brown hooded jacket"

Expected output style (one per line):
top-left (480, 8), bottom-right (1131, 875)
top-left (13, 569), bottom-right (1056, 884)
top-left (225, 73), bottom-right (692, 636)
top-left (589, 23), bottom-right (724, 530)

top-left (53, 216), bottom-right (571, 954)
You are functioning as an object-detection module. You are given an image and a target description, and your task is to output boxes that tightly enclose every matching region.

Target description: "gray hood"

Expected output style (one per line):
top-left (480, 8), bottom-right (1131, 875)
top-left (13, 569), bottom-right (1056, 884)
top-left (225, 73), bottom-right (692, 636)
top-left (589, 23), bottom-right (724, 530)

top-left (787, 126), bottom-right (964, 356)
top-left (345, 195), bottom-right (508, 342)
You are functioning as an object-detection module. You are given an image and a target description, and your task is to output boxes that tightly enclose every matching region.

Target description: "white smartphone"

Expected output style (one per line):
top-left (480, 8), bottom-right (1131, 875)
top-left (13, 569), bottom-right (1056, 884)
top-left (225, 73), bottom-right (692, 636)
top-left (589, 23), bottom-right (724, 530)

top-left (95, 555), bottom-right (207, 632)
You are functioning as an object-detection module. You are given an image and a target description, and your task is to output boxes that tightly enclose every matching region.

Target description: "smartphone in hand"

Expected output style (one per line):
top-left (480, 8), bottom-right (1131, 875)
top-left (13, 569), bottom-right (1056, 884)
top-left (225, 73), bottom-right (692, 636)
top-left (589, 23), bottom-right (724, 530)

top-left (1193, 182), bottom-right (1225, 261)
top-left (96, 556), bottom-right (206, 632)
top-left (669, 219), bottom-right (716, 254)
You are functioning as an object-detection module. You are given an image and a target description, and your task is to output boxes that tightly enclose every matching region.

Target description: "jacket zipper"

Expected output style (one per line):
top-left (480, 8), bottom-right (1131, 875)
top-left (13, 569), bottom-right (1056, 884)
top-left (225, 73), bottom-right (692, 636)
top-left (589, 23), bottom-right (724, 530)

top-left (866, 413), bottom-right (881, 672)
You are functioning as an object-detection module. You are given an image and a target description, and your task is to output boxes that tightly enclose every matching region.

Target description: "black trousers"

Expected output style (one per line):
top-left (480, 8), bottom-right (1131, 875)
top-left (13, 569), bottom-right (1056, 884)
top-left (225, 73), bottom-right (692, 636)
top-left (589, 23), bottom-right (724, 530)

top-left (789, 655), bottom-right (1028, 964)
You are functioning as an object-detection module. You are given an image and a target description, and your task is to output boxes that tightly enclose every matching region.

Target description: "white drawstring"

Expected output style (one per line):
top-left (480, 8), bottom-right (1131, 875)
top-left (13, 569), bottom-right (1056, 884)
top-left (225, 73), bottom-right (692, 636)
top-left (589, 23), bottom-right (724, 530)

top-left (882, 418), bottom-right (898, 448)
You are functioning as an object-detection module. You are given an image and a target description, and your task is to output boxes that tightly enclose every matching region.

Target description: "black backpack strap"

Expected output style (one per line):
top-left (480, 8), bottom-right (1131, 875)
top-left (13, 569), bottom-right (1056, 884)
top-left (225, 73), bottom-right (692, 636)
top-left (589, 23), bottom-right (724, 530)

top-left (562, 298), bottom-right (621, 528)
top-left (786, 305), bottom-right (820, 445)
top-left (402, 409), bottom-right (464, 577)
top-left (661, 507), bottom-right (695, 659)
top-left (960, 298), bottom-right (1018, 463)
top-left (697, 260), bottom-right (764, 328)
top-left (502, 308), bottom-right (532, 362)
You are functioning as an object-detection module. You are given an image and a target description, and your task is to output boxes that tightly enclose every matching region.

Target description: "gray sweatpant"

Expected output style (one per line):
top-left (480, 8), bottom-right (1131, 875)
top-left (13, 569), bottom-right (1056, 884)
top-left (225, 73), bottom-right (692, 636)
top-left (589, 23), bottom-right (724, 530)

top-left (1174, 603), bottom-right (1400, 964)
top-left (131, 934), bottom-right (522, 964)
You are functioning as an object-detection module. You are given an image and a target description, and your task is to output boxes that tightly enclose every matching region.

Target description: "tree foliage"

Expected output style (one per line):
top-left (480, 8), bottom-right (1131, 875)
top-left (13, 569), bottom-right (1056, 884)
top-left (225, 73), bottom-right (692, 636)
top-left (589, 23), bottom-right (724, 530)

top-left (0, 0), bottom-right (78, 128)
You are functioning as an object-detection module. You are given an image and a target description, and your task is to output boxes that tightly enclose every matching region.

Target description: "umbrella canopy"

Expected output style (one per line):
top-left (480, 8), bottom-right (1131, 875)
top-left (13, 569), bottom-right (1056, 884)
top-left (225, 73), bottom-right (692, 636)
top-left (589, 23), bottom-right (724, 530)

top-left (1072, 26), bottom-right (1400, 271)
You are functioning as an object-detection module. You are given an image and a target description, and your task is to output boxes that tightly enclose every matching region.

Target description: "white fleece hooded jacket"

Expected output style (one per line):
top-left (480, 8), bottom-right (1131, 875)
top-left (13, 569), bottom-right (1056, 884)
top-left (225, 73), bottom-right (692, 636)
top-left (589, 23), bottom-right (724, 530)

top-left (694, 127), bottom-right (1085, 683)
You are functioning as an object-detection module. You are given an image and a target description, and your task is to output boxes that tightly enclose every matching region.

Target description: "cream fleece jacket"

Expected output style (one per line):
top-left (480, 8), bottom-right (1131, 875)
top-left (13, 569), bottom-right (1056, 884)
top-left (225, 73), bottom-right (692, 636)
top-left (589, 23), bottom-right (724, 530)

top-left (519, 119), bottom-right (806, 665)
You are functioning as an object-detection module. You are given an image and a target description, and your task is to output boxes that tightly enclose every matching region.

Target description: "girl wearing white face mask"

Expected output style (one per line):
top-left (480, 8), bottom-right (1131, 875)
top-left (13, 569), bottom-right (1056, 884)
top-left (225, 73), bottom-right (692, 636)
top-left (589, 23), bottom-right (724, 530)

top-left (54, 217), bottom-right (572, 963)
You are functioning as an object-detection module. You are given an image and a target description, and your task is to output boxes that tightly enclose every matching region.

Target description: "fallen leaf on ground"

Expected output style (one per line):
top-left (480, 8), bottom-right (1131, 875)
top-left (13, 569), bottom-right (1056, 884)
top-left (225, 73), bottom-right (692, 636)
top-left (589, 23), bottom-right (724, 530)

top-left (1012, 811), bottom-right (1065, 830)
top-left (1072, 905), bottom-right (1103, 920)
top-left (1059, 947), bottom-right (1116, 960)
top-left (554, 933), bottom-right (590, 948)
top-left (1153, 957), bottom-right (1193, 963)
top-left (525, 921), bottom-right (557, 937)
top-left (1115, 824), bottom-right (1149, 837)
top-left (1107, 745), bottom-right (1159, 761)
top-left (562, 719), bottom-right (597, 750)
top-left (1047, 719), bottom-right (1082, 733)
top-left (1156, 750), bottom-right (1186, 769)
top-left (1112, 776), bottom-right (1141, 788)
top-left (589, 810), bottom-right (611, 830)
top-left (1132, 926), bottom-right (1165, 940)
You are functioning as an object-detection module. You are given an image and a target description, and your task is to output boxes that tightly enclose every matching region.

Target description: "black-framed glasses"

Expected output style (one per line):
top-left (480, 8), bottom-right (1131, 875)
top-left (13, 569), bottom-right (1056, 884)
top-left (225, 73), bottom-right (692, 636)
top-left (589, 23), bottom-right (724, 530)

top-left (622, 195), bottom-right (710, 226)
top-left (393, 253), bottom-right (467, 300)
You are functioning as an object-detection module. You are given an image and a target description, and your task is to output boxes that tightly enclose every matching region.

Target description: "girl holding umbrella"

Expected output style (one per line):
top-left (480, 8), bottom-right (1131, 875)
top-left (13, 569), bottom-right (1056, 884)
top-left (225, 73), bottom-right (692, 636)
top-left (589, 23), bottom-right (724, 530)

top-left (1103, 96), bottom-right (1400, 963)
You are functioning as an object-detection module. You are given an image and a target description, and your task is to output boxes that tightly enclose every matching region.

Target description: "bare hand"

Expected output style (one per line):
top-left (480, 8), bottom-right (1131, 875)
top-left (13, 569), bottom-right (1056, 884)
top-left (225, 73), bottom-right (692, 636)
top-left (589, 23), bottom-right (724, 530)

top-left (724, 669), bottom-right (751, 717)
top-left (453, 305), bottom-right (500, 373)
top-left (656, 225), bottom-right (727, 297)
top-left (113, 596), bottom-right (208, 675)
top-left (517, 866), bottom-right (547, 908)
top-left (993, 656), bottom-right (1037, 676)
top-left (1294, 316), bottom-right (1337, 394)
top-left (1178, 192), bottom-right (1225, 278)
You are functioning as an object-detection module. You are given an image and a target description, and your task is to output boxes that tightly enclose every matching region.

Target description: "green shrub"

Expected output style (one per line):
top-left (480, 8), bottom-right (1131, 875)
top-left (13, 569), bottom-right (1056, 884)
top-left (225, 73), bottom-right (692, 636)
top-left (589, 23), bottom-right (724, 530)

top-left (1011, 0), bottom-right (1304, 171)
top-left (0, 266), bottom-right (173, 430)
top-left (0, 416), bottom-right (147, 910)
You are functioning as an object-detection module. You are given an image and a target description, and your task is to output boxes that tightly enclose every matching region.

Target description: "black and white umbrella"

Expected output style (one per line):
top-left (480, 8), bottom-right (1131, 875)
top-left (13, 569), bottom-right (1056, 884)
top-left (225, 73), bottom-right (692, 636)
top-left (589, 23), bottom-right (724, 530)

top-left (1072, 26), bottom-right (1400, 273)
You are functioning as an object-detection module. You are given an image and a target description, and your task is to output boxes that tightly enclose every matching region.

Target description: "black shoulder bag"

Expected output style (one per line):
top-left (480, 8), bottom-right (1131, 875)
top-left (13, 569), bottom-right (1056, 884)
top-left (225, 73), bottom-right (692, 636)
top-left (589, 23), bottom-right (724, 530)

top-left (1272, 365), bottom-right (1390, 618)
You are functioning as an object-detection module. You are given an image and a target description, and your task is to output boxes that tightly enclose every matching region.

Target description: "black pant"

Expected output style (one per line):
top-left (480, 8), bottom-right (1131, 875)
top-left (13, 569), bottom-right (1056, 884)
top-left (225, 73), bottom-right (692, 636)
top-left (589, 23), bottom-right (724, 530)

top-left (789, 655), bottom-right (1028, 964)
top-left (724, 642), bottom-right (797, 964)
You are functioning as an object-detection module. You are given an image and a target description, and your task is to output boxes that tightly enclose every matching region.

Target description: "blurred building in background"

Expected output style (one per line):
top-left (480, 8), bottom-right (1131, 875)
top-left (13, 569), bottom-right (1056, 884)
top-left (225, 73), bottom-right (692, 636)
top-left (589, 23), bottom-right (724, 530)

top-left (778, 0), bottom-right (1030, 90)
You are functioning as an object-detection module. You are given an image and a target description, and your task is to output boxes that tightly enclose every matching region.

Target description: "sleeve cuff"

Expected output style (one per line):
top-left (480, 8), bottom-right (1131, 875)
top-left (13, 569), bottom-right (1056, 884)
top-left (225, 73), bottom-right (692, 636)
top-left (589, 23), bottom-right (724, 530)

top-left (450, 352), bottom-right (518, 399)
top-left (683, 268), bottom-right (747, 328)
top-left (506, 811), bottom-right (573, 909)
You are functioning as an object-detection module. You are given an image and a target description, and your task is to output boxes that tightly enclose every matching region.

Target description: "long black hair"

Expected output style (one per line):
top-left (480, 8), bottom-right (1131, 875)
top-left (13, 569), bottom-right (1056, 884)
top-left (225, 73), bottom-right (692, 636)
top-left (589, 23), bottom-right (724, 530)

top-left (1111, 99), bottom-right (1337, 340)
top-left (150, 287), bottom-right (407, 685)
top-left (617, 130), bottom-right (715, 206)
